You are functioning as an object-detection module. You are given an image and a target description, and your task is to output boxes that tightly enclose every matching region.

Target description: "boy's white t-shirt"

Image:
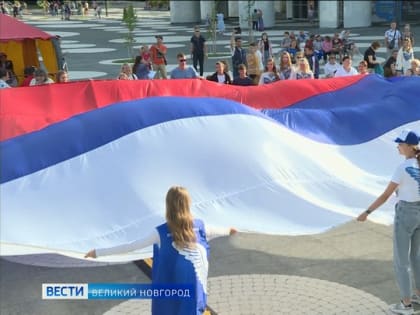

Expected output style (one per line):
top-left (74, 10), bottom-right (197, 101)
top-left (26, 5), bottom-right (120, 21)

top-left (391, 158), bottom-right (420, 202)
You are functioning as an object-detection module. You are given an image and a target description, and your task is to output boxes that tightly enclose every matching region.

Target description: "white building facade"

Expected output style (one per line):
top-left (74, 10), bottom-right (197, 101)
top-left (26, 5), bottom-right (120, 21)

top-left (169, 0), bottom-right (416, 28)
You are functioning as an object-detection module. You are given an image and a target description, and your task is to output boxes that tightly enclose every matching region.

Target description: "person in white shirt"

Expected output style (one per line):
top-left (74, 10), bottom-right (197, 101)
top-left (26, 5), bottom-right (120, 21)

top-left (395, 38), bottom-right (415, 76)
top-left (334, 56), bottom-right (358, 77)
top-left (120, 63), bottom-right (138, 80)
top-left (324, 55), bottom-right (340, 78)
top-left (357, 130), bottom-right (420, 315)
top-left (0, 68), bottom-right (11, 88)
top-left (206, 61), bottom-right (232, 84)
top-left (29, 69), bottom-right (54, 85)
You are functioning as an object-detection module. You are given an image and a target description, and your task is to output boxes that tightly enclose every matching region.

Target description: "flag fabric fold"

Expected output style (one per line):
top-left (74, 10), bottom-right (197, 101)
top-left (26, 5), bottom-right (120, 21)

top-left (1, 75), bottom-right (419, 262)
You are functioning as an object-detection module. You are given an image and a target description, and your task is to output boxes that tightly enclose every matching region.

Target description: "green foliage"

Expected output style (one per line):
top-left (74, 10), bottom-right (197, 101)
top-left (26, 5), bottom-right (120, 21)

top-left (123, 5), bottom-right (137, 33)
top-left (111, 58), bottom-right (135, 64)
top-left (36, 0), bottom-right (48, 9)
top-left (149, 0), bottom-right (169, 10)
top-left (122, 5), bottom-right (138, 58)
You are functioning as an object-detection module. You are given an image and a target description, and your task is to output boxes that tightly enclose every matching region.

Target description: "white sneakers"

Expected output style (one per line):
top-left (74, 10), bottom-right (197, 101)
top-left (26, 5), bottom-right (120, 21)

top-left (412, 294), bottom-right (420, 305)
top-left (389, 301), bottom-right (414, 315)
top-left (389, 294), bottom-right (420, 314)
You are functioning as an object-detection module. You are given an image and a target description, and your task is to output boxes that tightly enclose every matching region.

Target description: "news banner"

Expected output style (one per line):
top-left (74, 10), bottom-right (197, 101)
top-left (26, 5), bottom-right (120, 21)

top-left (42, 283), bottom-right (194, 300)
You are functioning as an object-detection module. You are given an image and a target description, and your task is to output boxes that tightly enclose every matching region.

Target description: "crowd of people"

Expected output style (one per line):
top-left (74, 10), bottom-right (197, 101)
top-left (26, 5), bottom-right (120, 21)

top-left (34, 0), bottom-right (102, 20)
top-left (113, 21), bottom-right (418, 87)
top-left (226, 21), bottom-right (419, 84)
top-left (0, 1), bottom-right (103, 19)
top-left (2, 2), bottom-right (418, 87)
top-left (1, 19), bottom-right (419, 89)
top-left (2, 6), bottom-right (419, 87)
top-left (0, 51), bottom-right (69, 89)
top-left (0, 1), bottom-right (27, 17)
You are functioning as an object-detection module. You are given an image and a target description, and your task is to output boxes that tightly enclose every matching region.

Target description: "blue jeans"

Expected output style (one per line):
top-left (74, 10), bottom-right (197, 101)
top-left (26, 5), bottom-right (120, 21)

top-left (263, 50), bottom-right (270, 65)
top-left (393, 200), bottom-right (420, 299)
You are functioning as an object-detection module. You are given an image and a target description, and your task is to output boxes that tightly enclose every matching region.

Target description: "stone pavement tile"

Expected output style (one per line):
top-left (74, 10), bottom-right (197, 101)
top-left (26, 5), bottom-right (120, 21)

top-left (102, 300), bottom-right (151, 314)
top-left (229, 221), bottom-right (392, 261)
top-left (103, 273), bottom-right (391, 314)
top-left (207, 274), bottom-right (389, 315)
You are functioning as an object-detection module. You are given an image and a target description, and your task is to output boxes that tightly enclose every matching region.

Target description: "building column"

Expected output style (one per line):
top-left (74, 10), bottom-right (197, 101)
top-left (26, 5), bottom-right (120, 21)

top-left (343, 1), bottom-right (371, 28)
top-left (238, 1), bottom-right (275, 29)
top-left (319, 0), bottom-right (339, 28)
top-left (228, 0), bottom-right (239, 17)
top-left (274, 1), bottom-right (282, 15)
top-left (200, 0), bottom-right (214, 21)
top-left (169, 0), bottom-right (201, 24)
top-left (285, 0), bottom-right (293, 20)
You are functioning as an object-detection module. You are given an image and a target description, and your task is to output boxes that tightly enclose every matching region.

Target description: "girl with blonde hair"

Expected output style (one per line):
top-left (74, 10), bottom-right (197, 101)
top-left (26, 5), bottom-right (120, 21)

top-left (290, 58), bottom-right (314, 80)
top-left (396, 38), bottom-right (415, 76)
top-left (55, 70), bottom-right (69, 83)
top-left (86, 186), bottom-right (236, 315)
top-left (278, 51), bottom-right (293, 80)
top-left (405, 58), bottom-right (420, 76)
top-left (120, 63), bottom-right (138, 80)
top-left (165, 186), bottom-right (197, 248)
top-left (246, 42), bottom-right (262, 84)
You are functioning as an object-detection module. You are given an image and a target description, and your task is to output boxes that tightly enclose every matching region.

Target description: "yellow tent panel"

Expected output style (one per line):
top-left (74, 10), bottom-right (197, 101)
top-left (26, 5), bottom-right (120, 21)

top-left (0, 15), bottom-right (64, 85)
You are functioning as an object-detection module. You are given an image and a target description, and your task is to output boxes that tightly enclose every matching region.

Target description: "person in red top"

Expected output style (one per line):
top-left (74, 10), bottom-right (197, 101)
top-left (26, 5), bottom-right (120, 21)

top-left (139, 45), bottom-right (152, 70)
top-left (21, 66), bottom-right (36, 87)
top-left (150, 35), bottom-right (168, 79)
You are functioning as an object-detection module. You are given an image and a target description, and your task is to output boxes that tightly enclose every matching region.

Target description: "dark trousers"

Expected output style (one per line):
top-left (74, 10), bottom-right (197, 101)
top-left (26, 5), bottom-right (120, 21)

top-left (252, 21), bottom-right (258, 30)
top-left (193, 53), bottom-right (205, 76)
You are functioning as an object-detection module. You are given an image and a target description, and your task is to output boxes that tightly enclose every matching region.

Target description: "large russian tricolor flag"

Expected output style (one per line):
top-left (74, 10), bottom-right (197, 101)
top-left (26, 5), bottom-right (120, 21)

top-left (1, 75), bottom-right (419, 262)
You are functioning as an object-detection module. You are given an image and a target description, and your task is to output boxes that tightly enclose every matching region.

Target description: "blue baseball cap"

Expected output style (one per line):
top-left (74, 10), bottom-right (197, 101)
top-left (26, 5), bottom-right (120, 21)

top-left (394, 130), bottom-right (419, 145)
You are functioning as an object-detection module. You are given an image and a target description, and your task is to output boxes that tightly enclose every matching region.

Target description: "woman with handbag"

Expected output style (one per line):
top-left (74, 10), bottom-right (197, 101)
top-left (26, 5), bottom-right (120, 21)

top-left (385, 21), bottom-right (402, 57)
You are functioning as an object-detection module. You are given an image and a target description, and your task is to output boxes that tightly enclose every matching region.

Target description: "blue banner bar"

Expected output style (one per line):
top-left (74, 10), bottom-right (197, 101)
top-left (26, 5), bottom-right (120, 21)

top-left (88, 283), bottom-right (195, 300)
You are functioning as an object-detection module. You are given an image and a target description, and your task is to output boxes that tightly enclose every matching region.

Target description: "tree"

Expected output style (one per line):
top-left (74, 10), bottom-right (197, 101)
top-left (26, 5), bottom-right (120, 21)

top-left (206, 0), bottom-right (227, 55)
top-left (206, 1), bottom-right (217, 54)
top-left (122, 5), bottom-right (138, 59)
top-left (104, 0), bottom-right (108, 17)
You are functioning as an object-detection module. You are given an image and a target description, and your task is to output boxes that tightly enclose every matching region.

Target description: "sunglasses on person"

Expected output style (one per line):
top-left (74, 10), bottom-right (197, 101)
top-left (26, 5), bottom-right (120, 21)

top-left (179, 59), bottom-right (187, 62)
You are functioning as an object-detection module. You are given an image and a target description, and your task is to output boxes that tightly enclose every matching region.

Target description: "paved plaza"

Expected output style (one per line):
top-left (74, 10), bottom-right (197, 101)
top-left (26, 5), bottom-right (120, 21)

top-left (1, 4), bottom-right (420, 315)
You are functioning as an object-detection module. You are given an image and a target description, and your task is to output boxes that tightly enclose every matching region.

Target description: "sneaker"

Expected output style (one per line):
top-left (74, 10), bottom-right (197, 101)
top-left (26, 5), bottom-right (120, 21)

top-left (389, 302), bottom-right (414, 315)
top-left (412, 294), bottom-right (420, 305)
